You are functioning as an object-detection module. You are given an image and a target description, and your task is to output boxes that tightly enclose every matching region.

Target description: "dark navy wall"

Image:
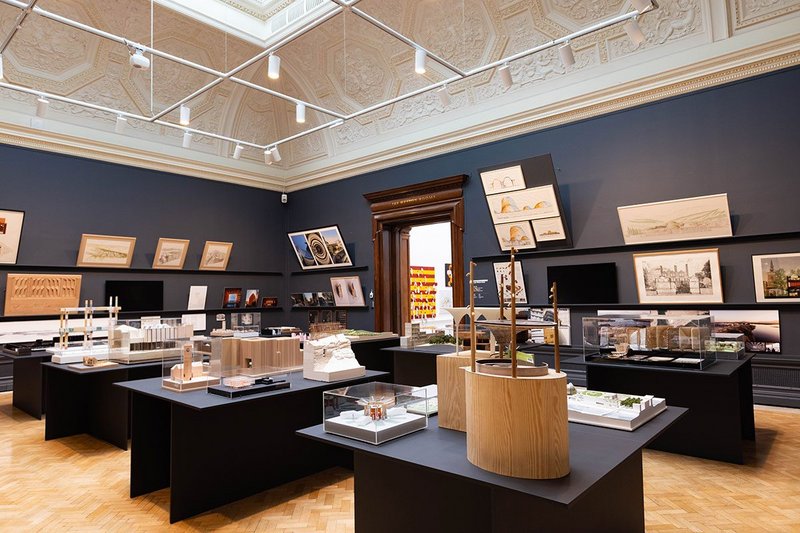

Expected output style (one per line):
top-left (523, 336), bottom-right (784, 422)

top-left (285, 66), bottom-right (800, 355)
top-left (1, 146), bottom-right (286, 318)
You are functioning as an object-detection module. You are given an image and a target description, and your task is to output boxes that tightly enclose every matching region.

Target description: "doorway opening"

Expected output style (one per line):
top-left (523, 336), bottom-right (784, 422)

top-left (408, 222), bottom-right (453, 333)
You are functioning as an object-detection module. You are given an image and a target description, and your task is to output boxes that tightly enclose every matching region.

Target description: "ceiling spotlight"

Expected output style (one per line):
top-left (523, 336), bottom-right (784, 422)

top-left (115, 115), bottom-right (127, 134)
top-left (437, 85), bottom-right (451, 107)
top-left (631, 0), bottom-right (653, 14)
top-left (129, 47), bottom-right (150, 70)
top-left (558, 42), bottom-right (575, 68)
top-left (268, 53), bottom-right (281, 80)
top-left (0, 54), bottom-right (4, 80)
top-left (415, 48), bottom-right (427, 75)
top-left (264, 148), bottom-right (274, 165)
top-left (623, 18), bottom-right (646, 46)
top-left (182, 131), bottom-right (192, 148)
top-left (179, 104), bottom-right (191, 126)
top-left (498, 63), bottom-right (513, 89)
top-left (296, 102), bottom-right (306, 124)
top-left (232, 144), bottom-right (244, 160)
top-left (36, 96), bottom-right (49, 118)
top-left (271, 145), bottom-right (282, 163)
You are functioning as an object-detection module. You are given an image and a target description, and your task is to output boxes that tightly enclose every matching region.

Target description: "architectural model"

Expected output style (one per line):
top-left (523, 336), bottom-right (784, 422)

top-left (567, 385), bottom-right (667, 431)
top-left (49, 299), bottom-right (120, 364)
top-left (109, 318), bottom-right (193, 363)
top-left (303, 333), bottom-right (365, 382)
top-left (162, 343), bottom-right (220, 391)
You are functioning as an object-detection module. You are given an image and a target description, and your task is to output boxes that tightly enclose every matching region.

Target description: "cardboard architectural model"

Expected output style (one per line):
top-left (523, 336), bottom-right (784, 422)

top-left (162, 343), bottom-right (220, 391)
top-left (49, 299), bottom-right (120, 364)
top-left (109, 318), bottom-right (193, 363)
top-left (303, 333), bottom-right (365, 382)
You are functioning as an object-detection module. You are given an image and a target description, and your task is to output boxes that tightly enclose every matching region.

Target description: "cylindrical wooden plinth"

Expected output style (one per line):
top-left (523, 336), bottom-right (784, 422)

top-left (465, 369), bottom-right (570, 479)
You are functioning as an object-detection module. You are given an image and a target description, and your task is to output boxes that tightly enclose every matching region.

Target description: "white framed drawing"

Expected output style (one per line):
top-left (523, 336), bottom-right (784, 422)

top-left (617, 193), bottom-right (732, 245)
top-left (752, 252), bottom-right (800, 303)
top-left (493, 261), bottom-right (527, 304)
top-left (633, 248), bottom-right (723, 304)
top-left (0, 209), bottom-right (25, 264)
top-left (494, 222), bottom-right (536, 252)
top-left (531, 217), bottom-right (566, 242)
top-left (485, 185), bottom-right (560, 224)
top-left (480, 165), bottom-right (526, 196)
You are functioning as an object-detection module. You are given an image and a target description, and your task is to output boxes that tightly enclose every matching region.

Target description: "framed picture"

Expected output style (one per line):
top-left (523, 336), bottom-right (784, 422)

top-left (494, 222), bottom-right (536, 252)
top-left (287, 225), bottom-right (352, 270)
top-left (316, 291), bottom-right (335, 307)
top-left (187, 285), bottom-right (207, 310)
top-left (152, 238), bottom-right (189, 269)
top-left (633, 248), bottom-right (723, 304)
top-left (480, 165), bottom-right (526, 196)
top-left (485, 185), bottom-right (560, 224)
top-left (0, 209), bottom-right (25, 265)
top-left (752, 252), bottom-right (800, 303)
top-left (261, 296), bottom-right (278, 308)
top-left (244, 289), bottom-right (260, 308)
top-left (290, 293), bottom-right (306, 307)
top-left (711, 309), bottom-right (781, 353)
top-left (222, 288), bottom-right (242, 308)
top-left (493, 261), bottom-right (527, 304)
top-left (531, 217), bottom-right (566, 242)
top-left (77, 234), bottom-right (136, 268)
top-left (331, 276), bottom-right (365, 307)
top-left (617, 193), bottom-right (732, 245)
top-left (200, 241), bottom-right (233, 271)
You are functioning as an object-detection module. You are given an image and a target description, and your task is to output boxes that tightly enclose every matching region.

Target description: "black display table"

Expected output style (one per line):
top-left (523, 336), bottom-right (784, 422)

top-left (116, 370), bottom-right (389, 523)
top-left (4, 351), bottom-right (52, 419)
top-left (42, 361), bottom-right (163, 450)
top-left (585, 354), bottom-right (755, 464)
top-left (350, 335), bottom-right (400, 376)
top-left (381, 344), bottom-right (456, 386)
top-left (299, 409), bottom-right (686, 533)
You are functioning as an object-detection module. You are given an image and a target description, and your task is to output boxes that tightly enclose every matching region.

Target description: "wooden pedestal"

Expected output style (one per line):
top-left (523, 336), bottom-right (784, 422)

top-left (436, 350), bottom-right (491, 432)
top-left (465, 368), bottom-right (570, 479)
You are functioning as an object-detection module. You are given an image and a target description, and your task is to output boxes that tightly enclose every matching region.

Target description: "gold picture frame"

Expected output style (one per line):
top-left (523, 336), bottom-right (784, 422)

top-left (199, 241), bottom-right (233, 271)
top-left (633, 248), bottom-right (723, 304)
top-left (152, 238), bottom-right (190, 269)
top-left (76, 234), bottom-right (136, 268)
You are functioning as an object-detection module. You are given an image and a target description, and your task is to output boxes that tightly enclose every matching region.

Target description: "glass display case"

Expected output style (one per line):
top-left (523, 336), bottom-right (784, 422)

top-left (230, 312), bottom-right (261, 338)
top-left (323, 382), bottom-right (428, 444)
top-left (583, 313), bottom-right (715, 369)
top-left (109, 317), bottom-right (193, 363)
top-left (706, 332), bottom-right (746, 360)
top-left (162, 342), bottom-right (220, 392)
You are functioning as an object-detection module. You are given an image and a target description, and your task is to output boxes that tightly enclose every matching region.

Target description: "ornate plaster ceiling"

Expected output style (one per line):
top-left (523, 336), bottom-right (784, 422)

top-left (0, 0), bottom-right (798, 191)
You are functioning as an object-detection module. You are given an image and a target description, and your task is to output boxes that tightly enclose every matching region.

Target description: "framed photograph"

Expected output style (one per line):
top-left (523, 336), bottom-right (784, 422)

top-left (633, 248), bottom-right (723, 304)
top-left (287, 225), bottom-right (352, 270)
top-left (485, 185), bottom-right (560, 224)
top-left (494, 222), bottom-right (536, 252)
top-left (617, 193), bottom-right (732, 245)
top-left (531, 217), bottom-right (566, 242)
top-left (752, 252), bottom-right (800, 303)
top-left (316, 291), bottom-right (335, 307)
top-left (711, 309), bottom-right (781, 353)
top-left (261, 296), bottom-right (278, 308)
top-left (493, 261), bottom-right (527, 304)
top-left (290, 293), bottom-right (306, 308)
top-left (200, 241), bottom-right (233, 271)
top-left (153, 238), bottom-right (189, 269)
top-left (244, 289), bottom-right (260, 308)
top-left (77, 234), bottom-right (136, 268)
top-left (480, 165), bottom-right (526, 196)
top-left (0, 209), bottom-right (25, 264)
top-left (222, 288), bottom-right (242, 308)
top-left (331, 276), bottom-right (365, 307)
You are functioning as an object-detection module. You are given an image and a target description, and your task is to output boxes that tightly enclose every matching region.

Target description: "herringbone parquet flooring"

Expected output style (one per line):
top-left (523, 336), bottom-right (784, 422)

top-left (1, 391), bottom-right (798, 532)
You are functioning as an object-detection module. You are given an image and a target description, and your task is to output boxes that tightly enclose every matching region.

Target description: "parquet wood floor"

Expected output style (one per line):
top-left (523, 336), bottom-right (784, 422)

top-left (1, 391), bottom-right (798, 532)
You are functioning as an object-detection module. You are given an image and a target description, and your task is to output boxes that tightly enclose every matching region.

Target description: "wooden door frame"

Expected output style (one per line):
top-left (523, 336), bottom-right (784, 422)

top-left (364, 175), bottom-right (466, 333)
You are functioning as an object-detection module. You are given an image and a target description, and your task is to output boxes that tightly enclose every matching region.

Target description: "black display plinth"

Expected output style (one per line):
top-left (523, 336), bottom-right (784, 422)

top-left (207, 378), bottom-right (289, 398)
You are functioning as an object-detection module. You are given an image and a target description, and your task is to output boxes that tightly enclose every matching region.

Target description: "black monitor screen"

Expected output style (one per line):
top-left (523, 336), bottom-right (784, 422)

top-left (105, 280), bottom-right (164, 312)
top-left (546, 263), bottom-right (618, 304)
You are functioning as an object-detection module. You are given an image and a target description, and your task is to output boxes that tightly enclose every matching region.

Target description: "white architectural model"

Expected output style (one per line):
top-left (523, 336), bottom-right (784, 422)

top-left (50, 299), bottom-right (120, 364)
top-left (303, 333), bottom-right (365, 382)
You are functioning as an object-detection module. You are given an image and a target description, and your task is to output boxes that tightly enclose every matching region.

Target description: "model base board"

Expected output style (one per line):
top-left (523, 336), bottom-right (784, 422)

top-left (567, 387), bottom-right (667, 431)
top-left (162, 375), bottom-right (221, 391)
top-left (324, 411), bottom-right (427, 445)
top-left (207, 379), bottom-right (289, 398)
top-left (304, 365), bottom-right (366, 382)
top-left (50, 345), bottom-right (110, 365)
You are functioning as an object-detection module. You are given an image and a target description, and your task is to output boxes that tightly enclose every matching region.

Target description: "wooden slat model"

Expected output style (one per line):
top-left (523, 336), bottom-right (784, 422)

top-left (4, 274), bottom-right (82, 316)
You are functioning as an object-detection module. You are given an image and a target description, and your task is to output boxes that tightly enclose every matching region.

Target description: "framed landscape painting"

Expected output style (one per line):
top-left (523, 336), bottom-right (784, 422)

top-left (752, 252), bottom-right (800, 303)
top-left (617, 193), bottom-right (732, 245)
top-left (633, 248), bottom-right (723, 304)
top-left (153, 238), bottom-right (189, 269)
top-left (77, 234), bottom-right (136, 268)
top-left (200, 241), bottom-right (233, 271)
top-left (288, 225), bottom-right (352, 271)
top-left (0, 209), bottom-right (25, 265)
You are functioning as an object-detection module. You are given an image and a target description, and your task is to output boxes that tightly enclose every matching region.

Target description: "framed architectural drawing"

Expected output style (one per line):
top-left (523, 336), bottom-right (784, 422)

top-left (486, 185), bottom-right (560, 224)
top-left (480, 165), bottom-right (525, 196)
top-left (288, 225), bottom-right (352, 270)
top-left (330, 276), bottom-right (365, 307)
top-left (617, 193), bottom-right (732, 245)
top-left (200, 241), bottom-right (233, 271)
top-left (261, 296), bottom-right (278, 308)
top-left (531, 217), bottom-right (566, 242)
top-left (494, 222), bottom-right (536, 251)
top-left (0, 209), bottom-right (25, 264)
top-left (633, 248), bottom-right (723, 304)
top-left (77, 234), bottom-right (136, 268)
top-left (153, 238), bottom-right (189, 269)
top-left (752, 252), bottom-right (800, 303)
top-left (493, 261), bottom-right (527, 304)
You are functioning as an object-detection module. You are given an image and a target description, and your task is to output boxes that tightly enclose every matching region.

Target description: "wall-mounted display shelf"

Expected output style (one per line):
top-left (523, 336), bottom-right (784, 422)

top-left (0, 307), bottom-right (283, 323)
top-left (289, 265), bottom-right (370, 276)
top-left (0, 265), bottom-right (283, 276)
top-left (520, 302), bottom-right (800, 311)
top-left (290, 306), bottom-right (370, 311)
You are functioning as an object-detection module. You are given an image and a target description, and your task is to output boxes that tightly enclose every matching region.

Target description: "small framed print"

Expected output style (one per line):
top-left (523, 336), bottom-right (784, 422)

top-left (752, 252), bottom-right (800, 303)
top-left (480, 165), bottom-right (526, 196)
top-left (633, 248), bottom-right (723, 304)
top-left (493, 261), bottom-right (527, 304)
top-left (200, 241), bottom-right (233, 271)
top-left (261, 296), bottom-right (278, 308)
top-left (494, 222), bottom-right (536, 252)
top-left (331, 276), bottom-right (366, 307)
top-left (0, 209), bottom-right (25, 265)
top-left (153, 238), bottom-right (189, 269)
top-left (485, 185), bottom-right (560, 224)
top-left (531, 217), bottom-right (566, 242)
top-left (222, 287), bottom-right (242, 308)
top-left (244, 289), bottom-right (260, 308)
top-left (77, 234), bottom-right (136, 268)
